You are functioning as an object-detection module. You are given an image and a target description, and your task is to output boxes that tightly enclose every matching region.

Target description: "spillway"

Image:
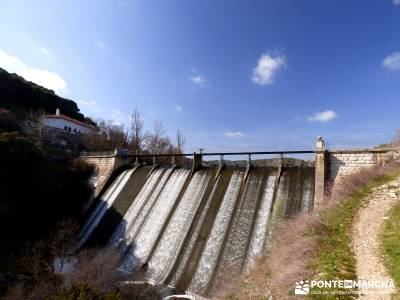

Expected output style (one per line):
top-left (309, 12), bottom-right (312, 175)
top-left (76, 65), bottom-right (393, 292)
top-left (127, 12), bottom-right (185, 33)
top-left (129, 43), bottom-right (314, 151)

top-left (77, 164), bottom-right (314, 297)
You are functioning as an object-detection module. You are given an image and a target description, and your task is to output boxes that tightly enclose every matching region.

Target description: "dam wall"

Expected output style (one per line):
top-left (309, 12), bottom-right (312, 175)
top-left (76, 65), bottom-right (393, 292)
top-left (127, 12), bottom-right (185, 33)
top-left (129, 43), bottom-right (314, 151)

top-left (80, 140), bottom-right (395, 212)
top-left (76, 164), bottom-right (314, 297)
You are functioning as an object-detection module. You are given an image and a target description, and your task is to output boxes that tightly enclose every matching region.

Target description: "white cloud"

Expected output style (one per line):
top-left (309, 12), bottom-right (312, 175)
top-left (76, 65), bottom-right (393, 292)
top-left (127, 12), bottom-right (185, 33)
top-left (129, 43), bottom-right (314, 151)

top-left (39, 47), bottom-right (53, 59)
top-left (382, 52), bottom-right (400, 71)
top-left (111, 108), bottom-right (122, 116)
top-left (252, 53), bottom-right (286, 85)
top-left (307, 110), bottom-right (337, 122)
top-left (189, 74), bottom-right (206, 85)
top-left (175, 105), bottom-right (182, 112)
top-left (393, 0), bottom-right (400, 5)
top-left (224, 131), bottom-right (245, 138)
top-left (97, 41), bottom-right (106, 48)
top-left (0, 49), bottom-right (67, 93)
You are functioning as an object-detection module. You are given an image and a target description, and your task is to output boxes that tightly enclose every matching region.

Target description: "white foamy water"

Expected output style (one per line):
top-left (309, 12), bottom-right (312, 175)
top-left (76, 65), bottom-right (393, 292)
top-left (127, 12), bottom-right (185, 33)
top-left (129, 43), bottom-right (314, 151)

top-left (169, 174), bottom-right (224, 287)
top-left (121, 169), bottom-right (190, 271)
top-left (301, 177), bottom-right (313, 213)
top-left (245, 175), bottom-right (276, 268)
top-left (77, 165), bottom-right (315, 297)
top-left (188, 171), bottom-right (243, 294)
top-left (107, 168), bottom-right (166, 250)
top-left (147, 171), bottom-right (212, 282)
top-left (217, 173), bottom-right (264, 272)
top-left (75, 168), bottom-right (134, 249)
top-left (123, 168), bottom-right (174, 245)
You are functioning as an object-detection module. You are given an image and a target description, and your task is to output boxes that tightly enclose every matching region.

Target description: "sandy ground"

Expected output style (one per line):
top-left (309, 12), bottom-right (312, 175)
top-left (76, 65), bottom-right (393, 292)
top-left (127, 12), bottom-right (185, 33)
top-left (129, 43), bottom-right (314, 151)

top-left (352, 178), bottom-right (400, 299)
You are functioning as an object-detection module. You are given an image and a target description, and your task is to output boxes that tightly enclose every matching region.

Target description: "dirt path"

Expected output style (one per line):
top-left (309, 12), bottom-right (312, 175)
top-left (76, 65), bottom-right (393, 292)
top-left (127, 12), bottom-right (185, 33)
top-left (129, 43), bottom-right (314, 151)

top-left (352, 178), bottom-right (400, 299)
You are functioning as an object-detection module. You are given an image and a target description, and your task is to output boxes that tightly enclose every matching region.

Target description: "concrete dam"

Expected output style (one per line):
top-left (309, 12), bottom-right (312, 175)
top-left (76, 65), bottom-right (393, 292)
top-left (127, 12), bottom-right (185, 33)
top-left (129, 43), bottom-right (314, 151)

top-left (78, 138), bottom-right (394, 297)
top-left (77, 164), bottom-right (314, 296)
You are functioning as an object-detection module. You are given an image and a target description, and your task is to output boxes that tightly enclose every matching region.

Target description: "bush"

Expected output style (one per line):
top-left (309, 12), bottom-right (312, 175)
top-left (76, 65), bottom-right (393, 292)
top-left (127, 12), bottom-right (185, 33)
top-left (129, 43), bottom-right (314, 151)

top-left (0, 132), bottom-right (93, 281)
top-left (0, 109), bottom-right (20, 133)
top-left (53, 284), bottom-right (123, 300)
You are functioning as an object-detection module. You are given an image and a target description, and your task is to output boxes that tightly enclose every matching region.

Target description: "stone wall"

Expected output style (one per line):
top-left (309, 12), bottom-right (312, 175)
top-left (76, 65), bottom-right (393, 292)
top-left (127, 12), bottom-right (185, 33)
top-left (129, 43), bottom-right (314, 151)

top-left (313, 137), bottom-right (395, 211)
top-left (328, 150), bottom-right (388, 185)
top-left (80, 155), bottom-right (117, 197)
top-left (80, 154), bottom-right (135, 198)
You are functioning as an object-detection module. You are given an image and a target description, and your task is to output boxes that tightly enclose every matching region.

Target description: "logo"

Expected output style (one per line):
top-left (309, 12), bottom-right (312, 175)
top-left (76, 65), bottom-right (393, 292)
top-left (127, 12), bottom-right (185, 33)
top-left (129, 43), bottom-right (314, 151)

top-left (295, 280), bottom-right (310, 295)
top-left (294, 279), bottom-right (396, 296)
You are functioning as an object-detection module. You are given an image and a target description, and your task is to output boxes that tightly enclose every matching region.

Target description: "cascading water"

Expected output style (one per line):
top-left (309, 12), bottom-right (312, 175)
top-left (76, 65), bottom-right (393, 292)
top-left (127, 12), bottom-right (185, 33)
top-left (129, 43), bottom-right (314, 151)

top-left (107, 168), bottom-right (167, 251)
top-left (78, 164), bottom-right (314, 297)
top-left (245, 174), bottom-right (276, 268)
top-left (121, 168), bottom-right (190, 271)
top-left (187, 171), bottom-right (244, 294)
top-left (75, 168), bottom-right (135, 249)
top-left (146, 170), bottom-right (212, 282)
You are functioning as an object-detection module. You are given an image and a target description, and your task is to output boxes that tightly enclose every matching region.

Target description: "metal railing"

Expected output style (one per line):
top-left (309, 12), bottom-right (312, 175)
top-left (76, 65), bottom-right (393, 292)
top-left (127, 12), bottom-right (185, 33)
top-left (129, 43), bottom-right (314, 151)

top-left (123, 150), bottom-right (315, 157)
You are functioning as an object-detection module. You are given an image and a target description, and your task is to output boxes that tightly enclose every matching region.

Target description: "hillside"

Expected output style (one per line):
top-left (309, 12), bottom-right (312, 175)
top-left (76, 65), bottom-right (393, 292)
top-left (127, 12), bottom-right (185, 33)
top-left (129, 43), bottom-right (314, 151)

top-left (0, 67), bottom-right (94, 125)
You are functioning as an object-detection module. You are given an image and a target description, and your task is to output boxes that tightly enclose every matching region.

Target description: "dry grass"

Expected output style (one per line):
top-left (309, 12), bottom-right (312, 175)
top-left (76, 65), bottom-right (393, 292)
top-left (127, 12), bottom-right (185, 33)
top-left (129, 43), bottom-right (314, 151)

top-left (266, 215), bottom-right (319, 298)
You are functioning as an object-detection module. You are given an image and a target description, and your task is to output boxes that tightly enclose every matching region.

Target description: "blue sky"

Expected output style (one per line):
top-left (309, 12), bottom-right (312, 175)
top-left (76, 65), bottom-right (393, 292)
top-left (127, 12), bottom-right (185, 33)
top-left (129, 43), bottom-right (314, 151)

top-left (1, 0), bottom-right (400, 152)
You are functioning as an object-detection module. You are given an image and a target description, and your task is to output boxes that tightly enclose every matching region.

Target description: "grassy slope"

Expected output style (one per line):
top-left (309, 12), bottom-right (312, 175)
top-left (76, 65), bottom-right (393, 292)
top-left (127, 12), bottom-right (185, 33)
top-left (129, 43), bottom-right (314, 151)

top-left (311, 170), bottom-right (400, 299)
top-left (381, 199), bottom-right (400, 288)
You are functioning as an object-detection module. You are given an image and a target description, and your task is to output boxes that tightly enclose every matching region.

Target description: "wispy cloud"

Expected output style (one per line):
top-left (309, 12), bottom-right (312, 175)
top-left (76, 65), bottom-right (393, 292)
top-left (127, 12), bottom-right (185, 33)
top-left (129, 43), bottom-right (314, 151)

top-left (76, 100), bottom-right (103, 116)
top-left (189, 70), bottom-right (206, 86)
top-left (97, 41), bottom-right (106, 48)
top-left (0, 48), bottom-right (67, 94)
top-left (111, 108), bottom-right (122, 116)
top-left (224, 131), bottom-right (245, 138)
top-left (393, 0), bottom-right (400, 5)
top-left (175, 105), bottom-right (182, 112)
top-left (252, 53), bottom-right (286, 85)
top-left (382, 52), bottom-right (400, 71)
top-left (39, 47), bottom-right (53, 59)
top-left (307, 110), bottom-right (337, 122)
top-left (77, 100), bottom-right (99, 109)
top-left (77, 101), bottom-right (127, 126)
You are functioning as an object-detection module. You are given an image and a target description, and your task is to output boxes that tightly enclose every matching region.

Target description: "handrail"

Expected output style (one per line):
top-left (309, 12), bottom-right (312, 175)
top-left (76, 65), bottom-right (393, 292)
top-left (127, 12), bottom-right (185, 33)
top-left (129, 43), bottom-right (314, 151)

top-left (124, 150), bottom-right (315, 157)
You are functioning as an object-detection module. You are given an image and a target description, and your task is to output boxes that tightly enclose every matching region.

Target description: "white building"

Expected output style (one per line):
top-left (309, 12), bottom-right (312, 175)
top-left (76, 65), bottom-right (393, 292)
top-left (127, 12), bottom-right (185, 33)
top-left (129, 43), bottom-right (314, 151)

top-left (41, 108), bottom-right (92, 134)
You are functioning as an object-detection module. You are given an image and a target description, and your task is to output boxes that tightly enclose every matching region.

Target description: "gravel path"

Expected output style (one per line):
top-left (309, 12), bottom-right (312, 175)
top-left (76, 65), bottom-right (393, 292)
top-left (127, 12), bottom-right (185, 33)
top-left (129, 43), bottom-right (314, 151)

top-left (352, 179), bottom-right (400, 299)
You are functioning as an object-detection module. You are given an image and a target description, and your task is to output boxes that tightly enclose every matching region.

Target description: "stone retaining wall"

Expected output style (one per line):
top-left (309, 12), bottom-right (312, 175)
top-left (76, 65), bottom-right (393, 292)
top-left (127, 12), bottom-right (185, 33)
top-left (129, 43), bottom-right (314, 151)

top-left (328, 150), bottom-right (387, 184)
top-left (80, 155), bottom-right (117, 197)
top-left (314, 141), bottom-right (395, 211)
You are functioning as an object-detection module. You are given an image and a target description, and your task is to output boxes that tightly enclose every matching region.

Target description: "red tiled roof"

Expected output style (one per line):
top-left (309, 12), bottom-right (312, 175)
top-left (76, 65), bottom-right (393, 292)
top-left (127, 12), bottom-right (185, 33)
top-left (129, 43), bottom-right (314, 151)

top-left (42, 114), bottom-right (93, 129)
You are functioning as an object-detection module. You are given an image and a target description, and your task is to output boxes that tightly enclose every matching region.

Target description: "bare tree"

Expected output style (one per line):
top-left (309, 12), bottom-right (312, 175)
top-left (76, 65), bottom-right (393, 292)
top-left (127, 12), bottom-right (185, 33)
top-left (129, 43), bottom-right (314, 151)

top-left (81, 120), bottom-right (129, 151)
top-left (145, 120), bottom-right (167, 154)
top-left (129, 107), bottom-right (145, 153)
top-left (176, 129), bottom-right (186, 154)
